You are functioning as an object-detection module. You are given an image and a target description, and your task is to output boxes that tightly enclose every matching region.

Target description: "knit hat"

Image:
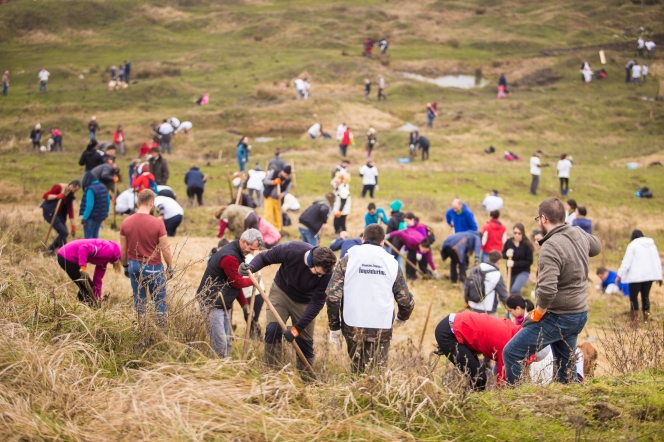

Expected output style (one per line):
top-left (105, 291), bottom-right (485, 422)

top-left (390, 200), bottom-right (403, 212)
top-left (283, 165), bottom-right (292, 174)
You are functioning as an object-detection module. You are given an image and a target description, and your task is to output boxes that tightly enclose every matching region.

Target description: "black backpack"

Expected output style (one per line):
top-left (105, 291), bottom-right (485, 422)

top-left (423, 223), bottom-right (436, 245)
top-left (464, 265), bottom-right (499, 303)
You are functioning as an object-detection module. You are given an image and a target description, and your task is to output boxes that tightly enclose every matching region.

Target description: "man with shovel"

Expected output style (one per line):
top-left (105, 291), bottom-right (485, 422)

top-left (239, 241), bottom-right (337, 375)
top-left (198, 229), bottom-right (263, 358)
top-left (326, 224), bottom-right (414, 373)
top-left (41, 180), bottom-right (81, 254)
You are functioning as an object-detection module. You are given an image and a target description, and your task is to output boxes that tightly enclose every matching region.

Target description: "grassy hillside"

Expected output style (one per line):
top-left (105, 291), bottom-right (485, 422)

top-left (1, 0), bottom-right (664, 440)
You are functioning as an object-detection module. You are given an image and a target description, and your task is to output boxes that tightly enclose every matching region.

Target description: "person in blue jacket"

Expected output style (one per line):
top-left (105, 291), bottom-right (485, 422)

top-left (445, 199), bottom-right (478, 233)
top-left (441, 231), bottom-right (481, 283)
top-left (236, 136), bottom-right (250, 172)
top-left (185, 164), bottom-right (206, 206)
top-left (597, 267), bottom-right (630, 296)
top-left (330, 231), bottom-right (363, 258)
top-left (365, 202), bottom-right (388, 227)
top-left (81, 179), bottom-right (110, 239)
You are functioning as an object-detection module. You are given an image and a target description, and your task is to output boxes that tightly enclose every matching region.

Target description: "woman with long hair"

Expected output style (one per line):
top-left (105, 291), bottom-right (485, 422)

top-left (617, 230), bottom-right (662, 324)
top-left (331, 171), bottom-right (351, 234)
top-left (502, 223), bottom-right (534, 295)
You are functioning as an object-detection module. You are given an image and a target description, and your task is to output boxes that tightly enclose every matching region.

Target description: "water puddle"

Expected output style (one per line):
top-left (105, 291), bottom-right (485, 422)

top-left (400, 72), bottom-right (489, 89)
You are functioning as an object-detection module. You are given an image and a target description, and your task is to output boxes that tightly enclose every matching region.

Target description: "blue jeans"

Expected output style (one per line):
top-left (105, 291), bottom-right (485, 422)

top-left (83, 219), bottom-right (102, 239)
top-left (427, 114), bottom-right (434, 127)
top-left (480, 251), bottom-right (491, 263)
top-left (503, 311), bottom-right (587, 384)
top-left (128, 260), bottom-right (167, 322)
top-left (238, 161), bottom-right (246, 172)
top-left (39, 81), bottom-right (47, 92)
top-left (299, 227), bottom-right (318, 246)
top-left (510, 271), bottom-right (530, 294)
top-left (89, 131), bottom-right (96, 140)
top-left (160, 139), bottom-right (171, 154)
top-left (2, 84), bottom-right (7, 96)
top-left (201, 307), bottom-right (232, 358)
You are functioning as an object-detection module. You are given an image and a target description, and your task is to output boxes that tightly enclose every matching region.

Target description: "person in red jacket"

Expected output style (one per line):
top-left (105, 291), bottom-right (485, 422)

top-left (132, 164), bottom-right (157, 192)
top-left (480, 210), bottom-right (507, 263)
top-left (41, 181), bottom-right (81, 254)
top-left (434, 311), bottom-right (520, 390)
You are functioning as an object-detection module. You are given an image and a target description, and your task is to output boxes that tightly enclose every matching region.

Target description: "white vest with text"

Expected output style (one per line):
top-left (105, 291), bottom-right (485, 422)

top-left (343, 244), bottom-right (399, 329)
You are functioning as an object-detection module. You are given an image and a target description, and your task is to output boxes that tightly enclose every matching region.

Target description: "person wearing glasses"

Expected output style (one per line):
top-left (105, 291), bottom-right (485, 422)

top-left (240, 242), bottom-right (337, 377)
top-left (502, 223), bottom-right (534, 295)
top-left (503, 198), bottom-right (601, 385)
top-left (197, 229), bottom-right (264, 358)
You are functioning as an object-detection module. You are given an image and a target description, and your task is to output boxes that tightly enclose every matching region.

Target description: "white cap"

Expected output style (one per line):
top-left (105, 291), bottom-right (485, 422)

top-left (35, 123), bottom-right (41, 129)
top-left (232, 177), bottom-right (242, 188)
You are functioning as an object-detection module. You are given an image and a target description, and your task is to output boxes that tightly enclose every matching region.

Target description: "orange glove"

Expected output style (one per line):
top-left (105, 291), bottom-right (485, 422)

top-left (80, 266), bottom-right (87, 273)
top-left (335, 211), bottom-right (342, 218)
top-left (530, 309), bottom-right (544, 322)
top-left (71, 225), bottom-right (77, 236)
top-left (113, 176), bottom-right (119, 183)
top-left (272, 178), bottom-right (282, 185)
top-left (56, 193), bottom-right (64, 199)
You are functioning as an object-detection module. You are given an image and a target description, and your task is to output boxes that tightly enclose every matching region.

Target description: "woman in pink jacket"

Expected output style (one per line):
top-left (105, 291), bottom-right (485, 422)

top-left (57, 239), bottom-right (121, 306)
top-left (386, 212), bottom-right (438, 280)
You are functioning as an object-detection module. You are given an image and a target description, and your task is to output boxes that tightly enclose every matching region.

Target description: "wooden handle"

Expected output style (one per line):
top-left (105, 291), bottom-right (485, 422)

top-left (384, 239), bottom-right (425, 276)
top-left (44, 198), bottom-right (63, 247)
top-left (418, 286), bottom-right (436, 351)
top-left (247, 271), bottom-right (316, 376)
top-left (242, 275), bottom-right (261, 360)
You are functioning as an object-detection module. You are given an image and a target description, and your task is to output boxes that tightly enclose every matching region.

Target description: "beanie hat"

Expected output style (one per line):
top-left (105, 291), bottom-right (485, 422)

top-left (283, 165), bottom-right (292, 174)
top-left (390, 200), bottom-right (403, 212)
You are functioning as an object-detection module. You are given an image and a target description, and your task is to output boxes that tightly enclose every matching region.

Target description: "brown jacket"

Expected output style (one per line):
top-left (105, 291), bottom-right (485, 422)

top-left (535, 224), bottom-right (601, 314)
top-left (221, 204), bottom-right (254, 239)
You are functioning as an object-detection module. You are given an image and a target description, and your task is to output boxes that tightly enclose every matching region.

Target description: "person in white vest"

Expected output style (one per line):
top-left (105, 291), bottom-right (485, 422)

top-left (326, 224), bottom-right (415, 373)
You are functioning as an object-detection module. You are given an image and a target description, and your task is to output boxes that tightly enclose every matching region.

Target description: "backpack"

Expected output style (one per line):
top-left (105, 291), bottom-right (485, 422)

top-left (422, 223), bottom-right (436, 245)
top-left (464, 265), bottom-right (499, 303)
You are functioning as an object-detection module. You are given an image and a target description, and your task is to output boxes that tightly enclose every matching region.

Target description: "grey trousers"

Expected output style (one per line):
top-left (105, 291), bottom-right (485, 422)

top-left (201, 305), bottom-right (232, 358)
top-left (530, 174), bottom-right (540, 195)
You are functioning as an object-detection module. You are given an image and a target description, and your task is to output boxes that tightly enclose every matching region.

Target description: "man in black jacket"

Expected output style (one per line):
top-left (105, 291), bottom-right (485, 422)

top-left (197, 229), bottom-right (263, 358)
top-left (298, 193), bottom-right (335, 246)
top-left (240, 242), bottom-right (337, 375)
top-left (79, 140), bottom-right (105, 172)
top-left (148, 147), bottom-right (170, 185)
top-left (386, 199), bottom-right (405, 260)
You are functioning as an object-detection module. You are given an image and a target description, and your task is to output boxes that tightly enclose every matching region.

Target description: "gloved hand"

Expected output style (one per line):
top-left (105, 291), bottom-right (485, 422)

top-left (81, 219), bottom-right (86, 225)
top-left (394, 318), bottom-right (407, 327)
top-left (329, 329), bottom-right (343, 346)
top-left (166, 267), bottom-right (174, 280)
top-left (506, 260), bottom-right (514, 268)
top-left (384, 232), bottom-right (391, 240)
top-left (272, 178), bottom-right (282, 186)
top-left (113, 176), bottom-right (119, 183)
top-left (283, 326), bottom-right (299, 342)
top-left (239, 262), bottom-right (251, 276)
top-left (79, 266), bottom-right (88, 278)
top-left (56, 193), bottom-right (64, 199)
top-left (71, 225), bottom-right (77, 237)
top-left (242, 303), bottom-right (251, 321)
top-left (520, 309), bottom-right (544, 328)
top-left (416, 253), bottom-right (422, 261)
top-left (335, 211), bottom-right (342, 218)
top-left (658, 280), bottom-right (663, 287)
top-left (123, 265), bottom-right (130, 278)
top-left (433, 271), bottom-right (441, 280)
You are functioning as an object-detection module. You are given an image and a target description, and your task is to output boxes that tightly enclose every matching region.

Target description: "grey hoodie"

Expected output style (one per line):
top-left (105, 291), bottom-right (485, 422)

top-left (535, 224), bottom-right (601, 314)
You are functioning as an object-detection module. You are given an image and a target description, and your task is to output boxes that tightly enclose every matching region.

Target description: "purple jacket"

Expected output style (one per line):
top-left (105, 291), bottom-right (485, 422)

top-left (388, 226), bottom-right (436, 270)
top-left (58, 239), bottom-right (121, 299)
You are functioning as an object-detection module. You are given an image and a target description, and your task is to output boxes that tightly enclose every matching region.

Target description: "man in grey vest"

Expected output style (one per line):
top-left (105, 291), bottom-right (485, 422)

top-left (197, 229), bottom-right (263, 358)
top-left (326, 224), bottom-right (415, 373)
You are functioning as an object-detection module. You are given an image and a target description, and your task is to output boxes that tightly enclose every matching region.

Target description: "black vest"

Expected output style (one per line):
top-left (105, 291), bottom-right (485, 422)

top-left (197, 240), bottom-right (245, 310)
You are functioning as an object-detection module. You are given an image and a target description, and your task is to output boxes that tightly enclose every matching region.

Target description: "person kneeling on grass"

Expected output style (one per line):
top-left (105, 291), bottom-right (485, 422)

top-left (386, 213), bottom-right (440, 280)
top-left (327, 224), bottom-right (414, 373)
top-left (57, 239), bottom-right (121, 307)
top-left (198, 229), bottom-right (263, 358)
top-left (240, 242), bottom-right (337, 377)
top-left (596, 266), bottom-right (630, 296)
